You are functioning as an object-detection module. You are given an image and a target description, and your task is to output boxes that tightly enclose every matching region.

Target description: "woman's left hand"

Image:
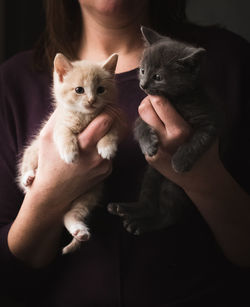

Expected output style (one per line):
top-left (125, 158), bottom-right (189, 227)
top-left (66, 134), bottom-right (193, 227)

top-left (138, 95), bottom-right (221, 194)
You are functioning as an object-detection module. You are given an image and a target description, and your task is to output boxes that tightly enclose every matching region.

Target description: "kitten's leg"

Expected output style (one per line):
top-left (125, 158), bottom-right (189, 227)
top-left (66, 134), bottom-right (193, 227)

top-left (62, 185), bottom-right (102, 254)
top-left (130, 180), bottom-right (194, 234)
top-left (18, 139), bottom-right (39, 192)
top-left (120, 179), bottom-right (194, 235)
top-left (97, 125), bottom-right (119, 160)
top-left (134, 117), bottom-right (159, 157)
top-left (108, 166), bottom-right (164, 214)
top-left (108, 167), bottom-right (194, 235)
top-left (108, 167), bottom-right (164, 231)
top-left (171, 125), bottom-right (217, 173)
top-left (108, 118), bottom-right (160, 214)
top-left (53, 124), bottom-right (79, 164)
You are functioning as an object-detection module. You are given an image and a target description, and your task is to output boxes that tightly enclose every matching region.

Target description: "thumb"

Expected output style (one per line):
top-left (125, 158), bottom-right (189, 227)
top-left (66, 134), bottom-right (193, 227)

top-left (78, 113), bottom-right (113, 149)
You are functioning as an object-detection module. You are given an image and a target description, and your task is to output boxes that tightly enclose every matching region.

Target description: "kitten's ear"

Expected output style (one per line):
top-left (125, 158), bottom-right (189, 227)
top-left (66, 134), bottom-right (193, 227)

top-left (54, 53), bottom-right (73, 82)
top-left (177, 48), bottom-right (206, 68)
top-left (102, 53), bottom-right (119, 74)
top-left (141, 26), bottom-right (164, 45)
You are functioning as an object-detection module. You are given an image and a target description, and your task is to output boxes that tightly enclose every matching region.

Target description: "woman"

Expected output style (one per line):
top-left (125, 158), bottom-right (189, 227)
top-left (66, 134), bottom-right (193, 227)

top-left (0, 0), bottom-right (249, 305)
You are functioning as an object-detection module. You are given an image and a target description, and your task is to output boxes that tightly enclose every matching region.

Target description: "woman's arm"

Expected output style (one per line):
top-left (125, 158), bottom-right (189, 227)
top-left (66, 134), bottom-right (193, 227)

top-left (7, 111), bottom-right (113, 268)
top-left (139, 95), bottom-right (250, 267)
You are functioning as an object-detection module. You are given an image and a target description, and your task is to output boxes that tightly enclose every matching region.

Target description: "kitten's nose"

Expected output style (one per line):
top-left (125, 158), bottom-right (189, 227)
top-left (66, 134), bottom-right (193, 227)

top-left (88, 97), bottom-right (96, 105)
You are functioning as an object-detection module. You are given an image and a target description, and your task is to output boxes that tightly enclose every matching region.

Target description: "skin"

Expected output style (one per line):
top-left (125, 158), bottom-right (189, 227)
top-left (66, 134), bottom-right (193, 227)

top-left (78, 0), bottom-right (150, 72)
top-left (7, 0), bottom-right (250, 268)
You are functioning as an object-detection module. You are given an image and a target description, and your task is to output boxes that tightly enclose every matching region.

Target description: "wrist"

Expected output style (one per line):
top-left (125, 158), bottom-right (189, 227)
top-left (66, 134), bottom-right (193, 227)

top-left (181, 157), bottom-right (226, 197)
top-left (23, 184), bottom-right (70, 222)
top-left (182, 159), bottom-right (236, 204)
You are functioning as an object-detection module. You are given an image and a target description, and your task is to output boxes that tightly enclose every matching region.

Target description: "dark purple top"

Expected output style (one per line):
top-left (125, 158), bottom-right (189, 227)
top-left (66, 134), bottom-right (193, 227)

top-left (0, 27), bottom-right (249, 306)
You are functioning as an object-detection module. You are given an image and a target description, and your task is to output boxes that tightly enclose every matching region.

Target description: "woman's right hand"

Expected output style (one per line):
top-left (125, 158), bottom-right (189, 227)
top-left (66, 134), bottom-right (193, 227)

top-left (8, 110), bottom-right (116, 267)
top-left (30, 110), bottom-right (114, 209)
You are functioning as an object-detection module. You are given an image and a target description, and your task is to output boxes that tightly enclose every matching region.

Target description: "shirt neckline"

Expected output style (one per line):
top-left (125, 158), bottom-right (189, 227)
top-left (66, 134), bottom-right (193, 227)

top-left (115, 67), bottom-right (139, 82)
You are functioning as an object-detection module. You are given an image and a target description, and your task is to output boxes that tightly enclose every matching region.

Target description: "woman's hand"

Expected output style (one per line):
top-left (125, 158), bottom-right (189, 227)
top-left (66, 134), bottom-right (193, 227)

top-left (32, 110), bottom-right (114, 208)
top-left (138, 95), bottom-right (220, 194)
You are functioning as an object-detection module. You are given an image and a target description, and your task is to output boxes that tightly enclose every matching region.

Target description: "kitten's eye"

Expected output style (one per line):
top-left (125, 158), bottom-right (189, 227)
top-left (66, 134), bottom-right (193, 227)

top-left (140, 68), bottom-right (145, 74)
top-left (97, 86), bottom-right (105, 94)
top-left (75, 87), bottom-right (85, 94)
top-left (153, 74), bottom-right (162, 81)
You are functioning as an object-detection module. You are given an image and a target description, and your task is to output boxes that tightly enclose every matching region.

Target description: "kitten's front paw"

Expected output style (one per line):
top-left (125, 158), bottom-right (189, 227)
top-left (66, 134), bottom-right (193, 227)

top-left (140, 137), bottom-right (159, 157)
top-left (73, 228), bottom-right (90, 241)
top-left (171, 152), bottom-right (193, 173)
top-left (21, 169), bottom-right (36, 191)
top-left (97, 143), bottom-right (117, 160)
top-left (71, 224), bottom-right (90, 241)
top-left (134, 118), bottom-right (159, 156)
top-left (59, 147), bottom-right (79, 164)
top-left (108, 202), bottom-right (152, 235)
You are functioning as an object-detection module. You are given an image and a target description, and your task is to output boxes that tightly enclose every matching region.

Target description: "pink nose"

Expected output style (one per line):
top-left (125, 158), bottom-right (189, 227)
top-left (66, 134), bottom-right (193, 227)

top-left (88, 98), bottom-right (96, 105)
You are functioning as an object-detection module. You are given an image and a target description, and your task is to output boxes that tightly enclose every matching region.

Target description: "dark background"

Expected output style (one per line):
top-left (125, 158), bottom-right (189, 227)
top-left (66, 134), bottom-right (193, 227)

top-left (0, 0), bottom-right (45, 64)
top-left (0, 0), bottom-right (250, 64)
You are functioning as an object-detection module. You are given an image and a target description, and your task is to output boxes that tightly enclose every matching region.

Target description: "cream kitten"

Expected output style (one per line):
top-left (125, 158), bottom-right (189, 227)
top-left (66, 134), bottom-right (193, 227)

top-left (18, 53), bottom-right (119, 254)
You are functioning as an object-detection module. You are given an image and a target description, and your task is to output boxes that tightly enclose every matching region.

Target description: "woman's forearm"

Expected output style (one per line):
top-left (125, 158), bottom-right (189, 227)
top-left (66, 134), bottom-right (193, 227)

top-left (185, 161), bottom-right (250, 267)
top-left (7, 188), bottom-right (68, 268)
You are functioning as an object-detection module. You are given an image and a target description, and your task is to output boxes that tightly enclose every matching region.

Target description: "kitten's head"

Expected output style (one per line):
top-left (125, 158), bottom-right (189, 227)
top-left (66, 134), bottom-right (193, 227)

top-left (139, 26), bottom-right (206, 100)
top-left (53, 53), bottom-right (118, 114)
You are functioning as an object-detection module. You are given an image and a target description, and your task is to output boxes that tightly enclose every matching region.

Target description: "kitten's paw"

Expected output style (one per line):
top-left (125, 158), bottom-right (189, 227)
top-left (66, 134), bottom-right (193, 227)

top-left (73, 228), bottom-right (90, 241)
top-left (134, 119), bottom-right (159, 156)
top-left (123, 219), bottom-right (144, 236)
top-left (108, 202), bottom-right (147, 219)
top-left (71, 224), bottom-right (90, 241)
top-left (141, 142), bottom-right (159, 157)
top-left (21, 170), bottom-right (36, 190)
top-left (108, 203), bottom-right (127, 217)
top-left (97, 143), bottom-right (117, 160)
top-left (139, 133), bottom-right (159, 157)
top-left (108, 203), bottom-right (145, 235)
top-left (59, 148), bottom-right (79, 164)
top-left (171, 153), bottom-right (193, 173)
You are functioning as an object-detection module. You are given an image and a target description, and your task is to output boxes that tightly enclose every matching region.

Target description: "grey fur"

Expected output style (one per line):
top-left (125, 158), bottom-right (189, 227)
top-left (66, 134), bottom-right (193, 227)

top-left (108, 27), bottom-right (218, 235)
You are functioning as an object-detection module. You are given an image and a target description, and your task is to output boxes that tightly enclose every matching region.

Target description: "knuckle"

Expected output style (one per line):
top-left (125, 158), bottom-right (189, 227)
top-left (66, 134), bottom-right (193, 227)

top-left (78, 134), bottom-right (92, 149)
top-left (94, 115), bottom-right (112, 132)
top-left (39, 126), bottom-right (53, 142)
top-left (153, 96), bottom-right (163, 107)
top-left (138, 100), bottom-right (150, 115)
top-left (91, 153), bottom-right (103, 168)
top-left (99, 160), bottom-right (112, 176)
top-left (168, 126), bottom-right (190, 142)
top-left (150, 95), bottom-right (167, 108)
top-left (101, 111), bottom-right (115, 124)
top-left (138, 103), bottom-right (146, 114)
top-left (179, 125), bottom-right (192, 140)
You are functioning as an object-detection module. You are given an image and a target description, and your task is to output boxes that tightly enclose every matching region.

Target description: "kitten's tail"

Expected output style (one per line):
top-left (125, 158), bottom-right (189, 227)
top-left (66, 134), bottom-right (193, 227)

top-left (62, 238), bottom-right (81, 255)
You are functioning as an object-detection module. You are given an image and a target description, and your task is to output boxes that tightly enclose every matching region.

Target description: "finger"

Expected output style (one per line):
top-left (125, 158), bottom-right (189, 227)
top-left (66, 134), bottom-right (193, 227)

top-left (78, 113), bottom-right (113, 149)
top-left (105, 104), bottom-right (128, 141)
top-left (149, 95), bottom-right (191, 136)
top-left (39, 110), bottom-right (58, 138)
top-left (138, 96), bottom-right (165, 133)
top-left (149, 95), bottom-right (192, 147)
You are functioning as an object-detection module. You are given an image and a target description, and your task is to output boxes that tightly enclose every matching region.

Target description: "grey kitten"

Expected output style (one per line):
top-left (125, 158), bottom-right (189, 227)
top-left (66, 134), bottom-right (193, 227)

top-left (108, 27), bottom-right (218, 235)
